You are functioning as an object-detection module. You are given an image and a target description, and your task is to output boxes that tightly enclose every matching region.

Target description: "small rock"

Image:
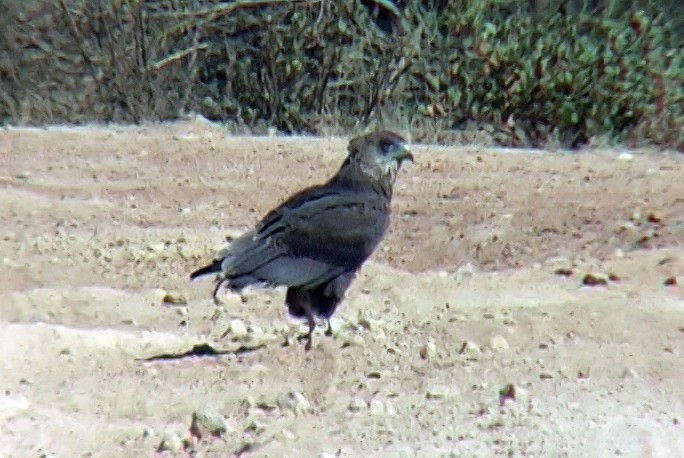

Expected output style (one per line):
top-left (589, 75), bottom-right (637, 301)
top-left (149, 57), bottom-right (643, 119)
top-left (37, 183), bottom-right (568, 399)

top-left (348, 397), bottom-right (367, 412)
top-left (0, 394), bottom-right (30, 421)
top-left (162, 290), bottom-right (188, 305)
top-left (618, 152), bottom-right (634, 162)
top-left (426, 385), bottom-right (452, 400)
top-left (253, 396), bottom-right (278, 411)
top-left (157, 432), bottom-right (183, 453)
top-left (244, 419), bottom-right (265, 434)
top-left (647, 211), bottom-right (663, 223)
top-left (459, 340), bottom-right (481, 358)
top-left (340, 333), bottom-right (365, 348)
top-left (59, 347), bottom-right (73, 357)
top-left (577, 369), bottom-right (590, 379)
top-left (619, 221), bottom-right (637, 232)
top-left (419, 341), bottom-right (438, 360)
top-left (142, 427), bottom-right (155, 438)
top-left (357, 315), bottom-right (383, 331)
top-left (489, 335), bottom-right (510, 352)
top-left (664, 276), bottom-right (679, 286)
top-left (539, 373), bottom-right (553, 380)
top-left (369, 398), bottom-right (385, 416)
top-left (228, 319), bottom-right (248, 338)
top-left (247, 324), bottom-right (265, 341)
top-left (582, 272), bottom-right (609, 286)
top-left (554, 267), bottom-right (574, 277)
top-left (622, 367), bottom-right (639, 379)
top-left (373, 330), bottom-right (387, 341)
top-left (498, 383), bottom-right (527, 405)
top-left (385, 400), bottom-right (396, 416)
top-left (276, 392), bottom-right (311, 415)
top-left (152, 288), bottom-right (166, 304)
top-left (366, 371), bottom-right (381, 379)
top-left (455, 263), bottom-right (476, 282)
top-left (147, 242), bottom-right (166, 253)
top-left (190, 404), bottom-right (233, 439)
top-left (282, 429), bottom-right (296, 440)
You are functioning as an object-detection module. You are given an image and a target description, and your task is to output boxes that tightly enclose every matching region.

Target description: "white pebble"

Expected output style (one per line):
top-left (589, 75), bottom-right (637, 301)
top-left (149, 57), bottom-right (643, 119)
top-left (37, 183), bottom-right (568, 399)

top-left (228, 319), bottom-right (248, 338)
top-left (369, 398), bottom-right (385, 416)
top-left (489, 335), bottom-right (510, 352)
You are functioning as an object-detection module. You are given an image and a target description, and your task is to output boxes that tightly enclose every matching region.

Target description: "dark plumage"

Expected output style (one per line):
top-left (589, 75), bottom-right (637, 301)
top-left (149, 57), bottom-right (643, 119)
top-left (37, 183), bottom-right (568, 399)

top-left (190, 130), bottom-right (413, 349)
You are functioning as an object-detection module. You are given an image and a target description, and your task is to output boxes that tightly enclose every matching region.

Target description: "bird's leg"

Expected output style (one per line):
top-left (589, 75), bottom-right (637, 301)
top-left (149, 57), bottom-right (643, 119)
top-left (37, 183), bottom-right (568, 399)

top-left (325, 319), bottom-right (333, 337)
top-left (212, 278), bottom-right (226, 305)
top-left (210, 279), bottom-right (229, 323)
top-left (295, 299), bottom-right (317, 351)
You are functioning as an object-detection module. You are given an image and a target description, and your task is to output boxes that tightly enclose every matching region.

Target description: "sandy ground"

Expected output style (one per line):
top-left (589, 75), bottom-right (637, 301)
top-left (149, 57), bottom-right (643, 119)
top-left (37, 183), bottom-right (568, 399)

top-left (1, 121), bottom-right (684, 457)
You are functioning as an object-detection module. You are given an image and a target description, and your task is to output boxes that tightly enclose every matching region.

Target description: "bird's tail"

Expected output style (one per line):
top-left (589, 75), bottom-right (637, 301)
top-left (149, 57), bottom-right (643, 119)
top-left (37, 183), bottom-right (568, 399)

top-left (190, 260), bottom-right (222, 281)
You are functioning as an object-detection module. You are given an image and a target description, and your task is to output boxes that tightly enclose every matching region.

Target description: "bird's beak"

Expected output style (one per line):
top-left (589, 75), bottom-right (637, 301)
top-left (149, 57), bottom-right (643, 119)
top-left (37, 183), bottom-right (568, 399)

top-left (395, 143), bottom-right (414, 165)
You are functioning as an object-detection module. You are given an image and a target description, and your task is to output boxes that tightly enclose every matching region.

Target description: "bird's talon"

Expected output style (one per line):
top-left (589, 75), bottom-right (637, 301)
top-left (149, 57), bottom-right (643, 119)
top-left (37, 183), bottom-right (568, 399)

top-left (297, 333), bottom-right (313, 351)
top-left (324, 319), bottom-right (334, 337)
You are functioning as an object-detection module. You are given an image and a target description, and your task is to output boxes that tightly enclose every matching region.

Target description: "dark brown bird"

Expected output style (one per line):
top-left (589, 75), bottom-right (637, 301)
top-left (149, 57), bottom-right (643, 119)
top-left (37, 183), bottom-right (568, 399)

top-left (190, 130), bottom-right (413, 349)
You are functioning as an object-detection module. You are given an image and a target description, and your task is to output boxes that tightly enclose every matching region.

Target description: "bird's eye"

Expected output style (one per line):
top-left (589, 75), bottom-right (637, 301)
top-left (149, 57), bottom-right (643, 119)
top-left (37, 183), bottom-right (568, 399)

top-left (380, 139), bottom-right (392, 154)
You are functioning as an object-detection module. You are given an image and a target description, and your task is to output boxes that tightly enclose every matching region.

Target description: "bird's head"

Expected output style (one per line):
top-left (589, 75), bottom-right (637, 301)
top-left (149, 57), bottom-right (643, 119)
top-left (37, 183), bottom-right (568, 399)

top-left (347, 130), bottom-right (413, 184)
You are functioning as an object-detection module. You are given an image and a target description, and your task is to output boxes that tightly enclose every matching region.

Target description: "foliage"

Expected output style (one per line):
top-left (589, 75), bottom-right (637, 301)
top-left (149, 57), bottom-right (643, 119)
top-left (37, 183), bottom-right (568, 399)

top-left (0, 0), bottom-right (682, 149)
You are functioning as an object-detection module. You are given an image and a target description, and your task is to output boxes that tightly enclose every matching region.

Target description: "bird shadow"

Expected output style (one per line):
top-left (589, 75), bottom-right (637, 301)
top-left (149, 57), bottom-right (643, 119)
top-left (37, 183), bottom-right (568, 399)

top-left (137, 342), bottom-right (266, 362)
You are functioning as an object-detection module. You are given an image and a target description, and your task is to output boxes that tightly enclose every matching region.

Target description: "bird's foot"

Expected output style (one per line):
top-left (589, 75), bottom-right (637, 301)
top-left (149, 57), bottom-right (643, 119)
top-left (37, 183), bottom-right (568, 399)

top-left (296, 332), bottom-right (313, 351)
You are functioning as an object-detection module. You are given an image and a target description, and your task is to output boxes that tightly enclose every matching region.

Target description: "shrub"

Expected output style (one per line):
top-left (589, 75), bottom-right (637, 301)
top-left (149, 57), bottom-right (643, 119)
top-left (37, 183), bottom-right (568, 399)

top-left (0, 0), bottom-right (681, 150)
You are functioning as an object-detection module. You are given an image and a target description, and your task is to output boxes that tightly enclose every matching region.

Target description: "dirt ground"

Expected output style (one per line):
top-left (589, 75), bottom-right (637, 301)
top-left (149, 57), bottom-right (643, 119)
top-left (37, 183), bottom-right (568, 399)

top-left (1, 120), bottom-right (683, 457)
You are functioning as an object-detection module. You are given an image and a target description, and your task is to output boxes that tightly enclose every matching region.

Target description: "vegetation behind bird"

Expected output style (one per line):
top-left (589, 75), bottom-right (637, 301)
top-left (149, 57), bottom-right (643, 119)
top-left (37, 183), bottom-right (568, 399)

top-left (0, 0), bottom-right (682, 150)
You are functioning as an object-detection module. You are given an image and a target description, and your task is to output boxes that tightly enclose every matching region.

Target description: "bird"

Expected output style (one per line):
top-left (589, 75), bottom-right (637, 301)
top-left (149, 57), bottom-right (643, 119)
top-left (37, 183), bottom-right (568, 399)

top-left (190, 130), bottom-right (413, 350)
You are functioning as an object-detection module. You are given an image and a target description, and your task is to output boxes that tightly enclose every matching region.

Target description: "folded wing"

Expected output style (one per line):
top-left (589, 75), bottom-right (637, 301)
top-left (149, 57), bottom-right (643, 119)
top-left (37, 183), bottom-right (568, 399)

top-left (202, 186), bottom-right (390, 291)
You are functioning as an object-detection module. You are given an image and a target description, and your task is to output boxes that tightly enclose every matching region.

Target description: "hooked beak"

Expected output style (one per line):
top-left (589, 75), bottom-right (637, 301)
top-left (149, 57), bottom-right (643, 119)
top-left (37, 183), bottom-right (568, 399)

top-left (395, 143), bottom-right (414, 165)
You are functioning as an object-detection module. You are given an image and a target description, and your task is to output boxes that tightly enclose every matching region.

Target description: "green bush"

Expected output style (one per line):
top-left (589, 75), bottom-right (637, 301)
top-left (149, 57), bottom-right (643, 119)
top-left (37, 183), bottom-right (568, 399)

top-left (406, 3), bottom-right (684, 147)
top-left (0, 0), bottom-right (682, 150)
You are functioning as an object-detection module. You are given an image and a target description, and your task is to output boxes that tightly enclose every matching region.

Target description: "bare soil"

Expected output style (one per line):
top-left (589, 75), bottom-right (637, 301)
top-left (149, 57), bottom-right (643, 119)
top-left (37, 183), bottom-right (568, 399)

top-left (1, 121), bottom-right (683, 457)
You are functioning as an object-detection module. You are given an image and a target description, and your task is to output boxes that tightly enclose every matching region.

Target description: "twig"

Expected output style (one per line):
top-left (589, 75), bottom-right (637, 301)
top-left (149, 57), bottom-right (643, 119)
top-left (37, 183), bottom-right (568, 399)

top-left (147, 44), bottom-right (210, 72)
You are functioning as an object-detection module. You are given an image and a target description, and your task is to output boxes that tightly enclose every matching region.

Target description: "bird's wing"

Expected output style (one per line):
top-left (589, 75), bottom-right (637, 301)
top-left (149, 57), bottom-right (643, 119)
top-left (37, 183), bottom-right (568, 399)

top-left (220, 186), bottom-right (389, 289)
top-left (257, 187), bottom-right (390, 266)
